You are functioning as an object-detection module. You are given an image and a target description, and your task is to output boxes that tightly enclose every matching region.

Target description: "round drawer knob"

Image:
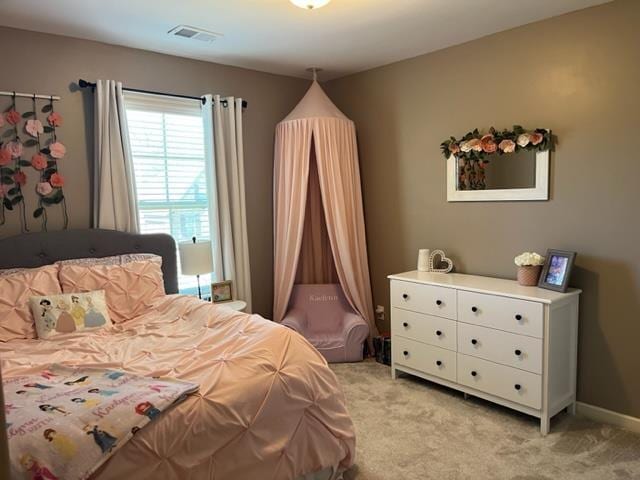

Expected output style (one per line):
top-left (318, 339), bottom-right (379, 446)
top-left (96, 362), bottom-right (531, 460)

top-left (435, 330), bottom-right (442, 336)
top-left (471, 371), bottom-right (477, 377)
top-left (402, 322), bottom-right (409, 327)
top-left (471, 339), bottom-right (478, 345)
top-left (436, 360), bottom-right (442, 366)
top-left (514, 384), bottom-right (522, 391)
top-left (436, 300), bottom-right (442, 306)
top-left (471, 306), bottom-right (478, 313)
top-left (402, 294), bottom-right (409, 300)
top-left (514, 349), bottom-right (522, 356)
top-left (515, 314), bottom-right (522, 321)
top-left (403, 350), bottom-right (409, 356)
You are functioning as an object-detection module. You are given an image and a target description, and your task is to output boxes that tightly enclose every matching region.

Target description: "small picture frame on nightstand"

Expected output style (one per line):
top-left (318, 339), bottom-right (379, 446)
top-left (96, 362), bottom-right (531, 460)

top-left (211, 280), bottom-right (233, 303)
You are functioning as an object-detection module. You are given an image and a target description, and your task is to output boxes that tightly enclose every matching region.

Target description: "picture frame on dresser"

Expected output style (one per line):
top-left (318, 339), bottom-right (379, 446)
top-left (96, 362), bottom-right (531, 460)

top-left (387, 270), bottom-right (581, 435)
top-left (538, 249), bottom-right (576, 293)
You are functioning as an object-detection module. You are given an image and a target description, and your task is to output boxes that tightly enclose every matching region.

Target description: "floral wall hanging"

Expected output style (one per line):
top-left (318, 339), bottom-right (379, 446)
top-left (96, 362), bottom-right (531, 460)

top-left (0, 93), bottom-right (68, 231)
top-left (440, 126), bottom-right (553, 191)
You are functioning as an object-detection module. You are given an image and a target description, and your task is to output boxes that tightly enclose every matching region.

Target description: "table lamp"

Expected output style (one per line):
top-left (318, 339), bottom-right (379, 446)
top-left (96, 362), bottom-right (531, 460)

top-left (178, 237), bottom-right (213, 299)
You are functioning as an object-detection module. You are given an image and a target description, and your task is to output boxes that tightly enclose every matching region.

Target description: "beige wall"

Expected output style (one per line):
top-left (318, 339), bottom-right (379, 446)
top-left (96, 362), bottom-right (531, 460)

top-left (326, 0), bottom-right (640, 418)
top-left (0, 27), bottom-right (308, 317)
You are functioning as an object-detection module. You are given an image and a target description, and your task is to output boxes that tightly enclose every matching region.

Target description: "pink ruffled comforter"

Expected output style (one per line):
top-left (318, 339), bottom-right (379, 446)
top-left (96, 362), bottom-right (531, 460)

top-left (0, 295), bottom-right (355, 479)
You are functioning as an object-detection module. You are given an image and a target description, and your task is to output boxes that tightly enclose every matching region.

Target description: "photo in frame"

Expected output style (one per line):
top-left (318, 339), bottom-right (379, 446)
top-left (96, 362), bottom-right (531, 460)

top-left (211, 280), bottom-right (233, 303)
top-left (537, 249), bottom-right (576, 293)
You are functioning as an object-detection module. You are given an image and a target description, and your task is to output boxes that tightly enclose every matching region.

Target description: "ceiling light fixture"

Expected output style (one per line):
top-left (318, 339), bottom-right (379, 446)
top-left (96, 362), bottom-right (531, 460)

top-left (290, 0), bottom-right (331, 10)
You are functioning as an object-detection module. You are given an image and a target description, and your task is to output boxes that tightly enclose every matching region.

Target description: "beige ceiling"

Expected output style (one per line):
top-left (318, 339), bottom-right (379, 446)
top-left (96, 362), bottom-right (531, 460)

top-left (0, 0), bottom-right (610, 80)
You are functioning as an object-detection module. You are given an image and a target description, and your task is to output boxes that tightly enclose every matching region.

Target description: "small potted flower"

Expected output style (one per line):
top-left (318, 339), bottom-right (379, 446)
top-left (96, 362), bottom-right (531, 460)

top-left (514, 252), bottom-right (545, 286)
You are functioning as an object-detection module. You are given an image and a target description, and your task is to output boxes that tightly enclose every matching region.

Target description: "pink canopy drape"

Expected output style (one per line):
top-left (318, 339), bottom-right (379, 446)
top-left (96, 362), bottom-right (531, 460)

top-left (273, 81), bottom-right (378, 343)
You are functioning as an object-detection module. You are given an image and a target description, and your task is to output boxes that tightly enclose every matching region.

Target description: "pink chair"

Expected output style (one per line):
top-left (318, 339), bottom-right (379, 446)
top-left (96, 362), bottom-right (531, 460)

top-left (282, 284), bottom-right (369, 363)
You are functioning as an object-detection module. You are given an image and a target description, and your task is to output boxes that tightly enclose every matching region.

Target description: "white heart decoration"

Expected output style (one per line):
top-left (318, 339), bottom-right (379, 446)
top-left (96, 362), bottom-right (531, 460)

top-left (429, 249), bottom-right (453, 273)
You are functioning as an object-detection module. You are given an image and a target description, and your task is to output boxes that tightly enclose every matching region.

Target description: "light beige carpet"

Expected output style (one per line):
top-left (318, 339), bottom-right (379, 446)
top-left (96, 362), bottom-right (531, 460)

top-left (330, 361), bottom-right (640, 480)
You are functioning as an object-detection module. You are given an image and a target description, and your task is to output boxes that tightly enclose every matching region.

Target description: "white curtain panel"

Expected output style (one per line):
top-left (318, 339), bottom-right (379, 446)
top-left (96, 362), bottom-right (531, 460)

top-left (202, 95), bottom-right (252, 311)
top-left (93, 80), bottom-right (139, 232)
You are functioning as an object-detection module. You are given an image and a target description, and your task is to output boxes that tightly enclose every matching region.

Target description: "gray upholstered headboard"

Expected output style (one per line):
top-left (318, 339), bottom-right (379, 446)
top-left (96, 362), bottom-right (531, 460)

top-left (0, 229), bottom-right (178, 294)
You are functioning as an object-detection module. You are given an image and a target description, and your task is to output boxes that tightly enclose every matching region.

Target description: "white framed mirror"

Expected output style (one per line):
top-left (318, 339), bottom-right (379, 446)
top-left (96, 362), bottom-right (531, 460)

top-left (447, 148), bottom-right (549, 202)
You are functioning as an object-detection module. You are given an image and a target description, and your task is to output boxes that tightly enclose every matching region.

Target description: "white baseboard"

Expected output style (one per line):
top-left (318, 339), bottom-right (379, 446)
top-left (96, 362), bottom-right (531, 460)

top-left (577, 401), bottom-right (640, 434)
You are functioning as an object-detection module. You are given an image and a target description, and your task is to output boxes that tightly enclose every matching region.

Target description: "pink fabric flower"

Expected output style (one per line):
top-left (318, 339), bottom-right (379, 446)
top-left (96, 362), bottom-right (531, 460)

top-left (530, 132), bottom-right (544, 145)
top-left (5, 109), bottom-right (21, 126)
top-left (36, 181), bottom-right (53, 196)
top-left (6, 141), bottom-right (23, 158)
top-left (449, 143), bottom-right (460, 155)
top-left (49, 142), bottom-right (66, 159)
top-left (14, 171), bottom-right (27, 186)
top-left (25, 119), bottom-right (44, 138)
top-left (50, 172), bottom-right (64, 188)
top-left (47, 112), bottom-right (63, 127)
top-left (480, 134), bottom-right (497, 154)
top-left (0, 148), bottom-right (11, 166)
top-left (31, 154), bottom-right (47, 170)
top-left (467, 138), bottom-right (482, 152)
top-left (498, 139), bottom-right (516, 153)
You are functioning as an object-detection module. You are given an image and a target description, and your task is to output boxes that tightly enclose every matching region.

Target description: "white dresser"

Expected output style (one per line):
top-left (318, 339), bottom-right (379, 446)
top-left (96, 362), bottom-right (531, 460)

top-left (388, 271), bottom-right (580, 435)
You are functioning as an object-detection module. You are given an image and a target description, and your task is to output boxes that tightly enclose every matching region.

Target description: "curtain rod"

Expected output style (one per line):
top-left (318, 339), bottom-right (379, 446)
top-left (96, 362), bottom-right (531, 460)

top-left (0, 91), bottom-right (61, 101)
top-left (78, 79), bottom-right (247, 109)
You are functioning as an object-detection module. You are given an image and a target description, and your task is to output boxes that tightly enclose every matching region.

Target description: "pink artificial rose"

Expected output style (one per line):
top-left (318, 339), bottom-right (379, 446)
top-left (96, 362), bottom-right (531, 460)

top-left (31, 154), bottom-right (47, 170)
top-left (0, 148), bottom-right (11, 166)
top-left (36, 181), bottom-right (53, 196)
top-left (480, 134), bottom-right (497, 154)
top-left (5, 109), bottom-right (21, 126)
top-left (50, 172), bottom-right (64, 188)
top-left (6, 141), bottom-right (23, 158)
top-left (449, 143), bottom-right (460, 155)
top-left (499, 139), bottom-right (516, 153)
top-left (14, 171), bottom-right (27, 186)
top-left (47, 112), bottom-right (63, 127)
top-left (49, 142), bottom-right (66, 159)
top-left (25, 119), bottom-right (44, 138)
top-left (530, 132), bottom-right (544, 145)
top-left (467, 138), bottom-right (482, 152)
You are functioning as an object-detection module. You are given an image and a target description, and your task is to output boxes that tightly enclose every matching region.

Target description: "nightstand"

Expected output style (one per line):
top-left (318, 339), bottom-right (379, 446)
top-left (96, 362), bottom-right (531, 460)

top-left (217, 300), bottom-right (247, 312)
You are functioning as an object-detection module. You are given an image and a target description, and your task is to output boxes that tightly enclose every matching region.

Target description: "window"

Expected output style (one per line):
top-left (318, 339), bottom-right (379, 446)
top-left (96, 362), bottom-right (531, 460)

top-left (124, 92), bottom-right (213, 296)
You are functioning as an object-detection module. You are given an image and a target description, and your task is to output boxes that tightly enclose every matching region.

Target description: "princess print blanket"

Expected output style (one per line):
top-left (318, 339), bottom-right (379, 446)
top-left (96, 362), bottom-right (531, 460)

top-left (4, 365), bottom-right (199, 480)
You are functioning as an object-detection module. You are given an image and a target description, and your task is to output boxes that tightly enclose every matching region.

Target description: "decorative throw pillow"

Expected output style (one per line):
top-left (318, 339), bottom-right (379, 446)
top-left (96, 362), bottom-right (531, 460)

top-left (29, 290), bottom-right (111, 339)
top-left (56, 253), bottom-right (161, 267)
top-left (0, 265), bottom-right (62, 342)
top-left (0, 267), bottom-right (29, 277)
top-left (58, 259), bottom-right (165, 323)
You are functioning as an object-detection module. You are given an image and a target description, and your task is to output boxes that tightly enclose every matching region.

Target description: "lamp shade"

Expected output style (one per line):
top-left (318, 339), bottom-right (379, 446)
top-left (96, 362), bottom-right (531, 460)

top-left (179, 240), bottom-right (213, 276)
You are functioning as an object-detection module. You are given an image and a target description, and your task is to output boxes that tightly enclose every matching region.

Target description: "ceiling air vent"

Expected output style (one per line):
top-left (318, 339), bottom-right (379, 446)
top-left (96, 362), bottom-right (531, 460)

top-left (168, 25), bottom-right (221, 43)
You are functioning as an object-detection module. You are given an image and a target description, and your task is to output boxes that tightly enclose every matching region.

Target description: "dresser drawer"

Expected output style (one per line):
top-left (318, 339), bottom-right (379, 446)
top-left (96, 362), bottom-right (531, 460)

top-left (458, 323), bottom-right (542, 374)
top-left (393, 337), bottom-right (457, 382)
top-left (458, 290), bottom-right (543, 338)
top-left (457, 353), bottom-right (542, 409)
top-left (390, 280), bottom-right (457, 319)
top-left (391, 308), bottom-right (457, 351)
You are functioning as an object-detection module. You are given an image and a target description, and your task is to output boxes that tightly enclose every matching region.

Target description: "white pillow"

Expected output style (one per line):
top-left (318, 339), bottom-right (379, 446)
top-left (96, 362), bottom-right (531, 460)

top-left (29, 290), bottom-right (111, 339)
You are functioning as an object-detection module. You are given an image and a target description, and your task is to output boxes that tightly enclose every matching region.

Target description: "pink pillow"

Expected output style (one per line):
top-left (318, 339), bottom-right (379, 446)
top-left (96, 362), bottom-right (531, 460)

top-left (0, 265), bottom-right (62, 342)
top-left (58, 260), bottom-right (165, 323)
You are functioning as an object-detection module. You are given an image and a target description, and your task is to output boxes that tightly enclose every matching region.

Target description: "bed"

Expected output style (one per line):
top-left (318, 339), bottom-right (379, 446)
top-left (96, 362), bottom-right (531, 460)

top-left (0, 229), bottom-right (355, 480)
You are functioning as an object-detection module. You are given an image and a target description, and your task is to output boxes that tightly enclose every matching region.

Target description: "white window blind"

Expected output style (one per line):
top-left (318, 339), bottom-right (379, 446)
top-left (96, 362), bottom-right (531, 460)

top-left (124, 92), bottom-right (213, 295)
